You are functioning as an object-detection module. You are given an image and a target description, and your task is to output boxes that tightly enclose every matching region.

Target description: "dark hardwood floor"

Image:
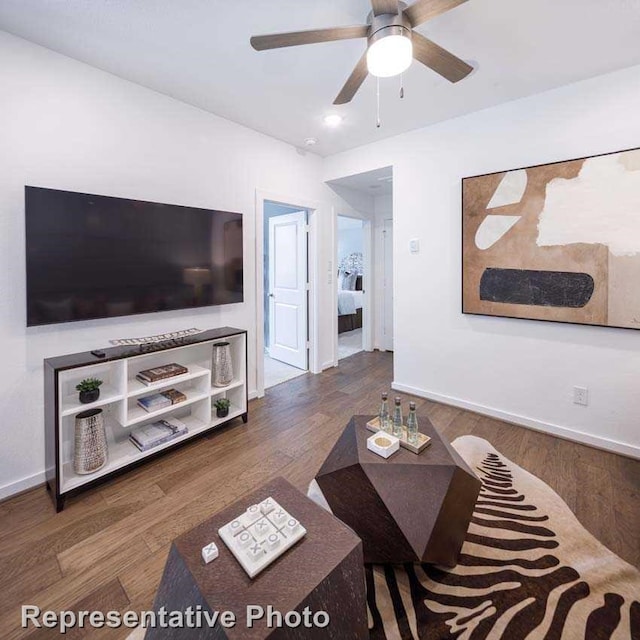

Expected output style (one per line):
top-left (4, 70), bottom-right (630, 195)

top-left (0, 350), bottom-right (638, 638)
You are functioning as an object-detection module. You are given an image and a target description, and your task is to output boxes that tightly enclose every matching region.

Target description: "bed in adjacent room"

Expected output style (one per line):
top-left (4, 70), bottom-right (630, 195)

top-left (338, 274), bottom-right (363, 333)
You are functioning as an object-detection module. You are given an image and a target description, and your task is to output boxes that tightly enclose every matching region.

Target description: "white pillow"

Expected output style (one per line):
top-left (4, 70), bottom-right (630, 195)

top-left (341, 272), bottom-right (357, 291)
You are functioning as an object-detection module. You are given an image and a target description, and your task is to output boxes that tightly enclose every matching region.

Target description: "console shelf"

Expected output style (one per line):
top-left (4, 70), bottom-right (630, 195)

top-left (60, 385), bottom-right (124, 417)
top-left (127, 364), bottom-right (211, 398)
top-left (61, 414), bottom-right (210, 493)
top-left (44, 327), bottom-right (248, 511)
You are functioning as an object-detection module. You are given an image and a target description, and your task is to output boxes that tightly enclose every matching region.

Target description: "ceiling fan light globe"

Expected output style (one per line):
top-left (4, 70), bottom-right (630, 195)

top-left (366, 33), bottom-right (413, 78)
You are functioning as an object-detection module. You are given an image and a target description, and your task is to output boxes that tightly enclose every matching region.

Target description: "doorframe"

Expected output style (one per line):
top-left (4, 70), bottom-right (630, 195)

top-left (256, 189), bottom-right (322, 398)
top-left (332, 211), bottom-right (374, 367)
top-left (381, 216), bottom-right (394, 352)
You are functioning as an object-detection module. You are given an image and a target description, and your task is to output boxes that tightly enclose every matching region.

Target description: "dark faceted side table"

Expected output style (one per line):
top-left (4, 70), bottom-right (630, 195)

top-left (315, 415), bottom-right (481, 566)
top-left (147, 477), bottom-right (368, 639)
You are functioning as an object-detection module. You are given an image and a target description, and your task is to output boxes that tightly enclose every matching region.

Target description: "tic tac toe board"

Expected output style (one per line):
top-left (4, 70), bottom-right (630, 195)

top-left (218, 496), bottom-right (306, 578)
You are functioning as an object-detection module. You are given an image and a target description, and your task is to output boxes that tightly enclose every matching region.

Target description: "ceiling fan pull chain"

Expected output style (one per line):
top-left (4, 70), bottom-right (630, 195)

top-left (400, 73), bottom-right (404, 99)
top-left (376, 76), bottom-right (381, 128)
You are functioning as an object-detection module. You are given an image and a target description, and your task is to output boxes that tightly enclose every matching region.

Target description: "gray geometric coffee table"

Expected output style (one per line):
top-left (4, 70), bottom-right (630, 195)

top-left (315, 415), bottom-right (481, 567)
top-left (147, 476), bottom-right (368, 639)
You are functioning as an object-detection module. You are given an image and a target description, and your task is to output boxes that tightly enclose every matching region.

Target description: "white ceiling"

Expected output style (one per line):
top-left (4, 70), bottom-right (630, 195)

top-left (338, 215), bottom-right (364, 230)
top-left (329, 166), bottom-right (393, 195)
top-left (1, 1), bottom-right (639, 157)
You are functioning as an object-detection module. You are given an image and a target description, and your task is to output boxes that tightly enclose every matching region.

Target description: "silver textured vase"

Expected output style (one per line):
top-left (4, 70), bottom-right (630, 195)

top-left (212, 341), bottom-right (234, 387)
top-left (74, 408), bottom-right (108, 475)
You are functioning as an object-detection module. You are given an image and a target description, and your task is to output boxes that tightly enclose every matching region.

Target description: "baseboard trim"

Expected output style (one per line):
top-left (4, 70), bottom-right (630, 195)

top-left (0, 471), bottom-right (46, 502)
top-left (321, 360), bottom-right (336, 371)
top-left (248, 389), bottom-right (259, 401)
top-left (392, 382), bottom-right (640, 460)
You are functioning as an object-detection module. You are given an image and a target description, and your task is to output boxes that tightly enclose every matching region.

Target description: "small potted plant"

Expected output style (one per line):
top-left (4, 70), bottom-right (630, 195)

top-left (214, 397), bottom-right (231, 419)
top-left (76, 377), bottom-right (103, 404)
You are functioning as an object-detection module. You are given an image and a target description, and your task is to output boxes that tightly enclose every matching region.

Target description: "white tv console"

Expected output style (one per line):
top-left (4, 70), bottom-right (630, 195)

top-left (44, 327), bottom-right (247, 511)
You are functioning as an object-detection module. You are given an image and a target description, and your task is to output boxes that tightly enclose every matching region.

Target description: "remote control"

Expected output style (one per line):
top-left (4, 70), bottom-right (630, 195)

top-left (91, 350), bottom-right (106, 358)
top-left (218, 497), bottom-right (306, 578)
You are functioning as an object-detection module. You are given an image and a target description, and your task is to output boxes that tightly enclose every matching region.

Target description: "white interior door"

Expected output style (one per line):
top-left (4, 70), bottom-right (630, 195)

top-left (268, 211), bottom-right (308, 369)
top-left (383, 219), bottom-right (394, 351)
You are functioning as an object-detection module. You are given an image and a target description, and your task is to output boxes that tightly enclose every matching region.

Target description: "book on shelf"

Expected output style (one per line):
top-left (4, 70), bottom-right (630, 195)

top-left (137, 388), bottom-right (187, 412)
top-left (136, 363), bottom-right (188, 384)
top-left (137, 394), bottom-right (171, 412)
top-left (129, 417), bottom-right (188, 452)
top-left (161, 388), bottom-right (187, 404)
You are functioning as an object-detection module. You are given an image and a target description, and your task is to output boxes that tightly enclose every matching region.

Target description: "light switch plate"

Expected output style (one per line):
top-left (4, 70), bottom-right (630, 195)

top-left (409, 239), bottom-right (420, 253)
top-left (573, 386), bottom-right (588, 406)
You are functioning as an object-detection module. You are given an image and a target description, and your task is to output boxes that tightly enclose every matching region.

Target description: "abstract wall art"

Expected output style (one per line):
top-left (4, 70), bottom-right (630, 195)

top-left (462, 147), bottom-right (640, 329)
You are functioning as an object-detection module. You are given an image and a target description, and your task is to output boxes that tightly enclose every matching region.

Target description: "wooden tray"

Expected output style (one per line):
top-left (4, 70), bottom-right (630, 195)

top-left (366, 417), bottom-right (432, 454)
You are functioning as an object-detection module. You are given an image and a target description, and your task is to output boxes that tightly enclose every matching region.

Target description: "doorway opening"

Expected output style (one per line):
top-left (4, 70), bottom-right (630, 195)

top-left (337, 216), bottom-right (365, 360)
top-left (327, 166), bottom-right (394, 365)
top-left (263, 201), bottom-right (309, 389)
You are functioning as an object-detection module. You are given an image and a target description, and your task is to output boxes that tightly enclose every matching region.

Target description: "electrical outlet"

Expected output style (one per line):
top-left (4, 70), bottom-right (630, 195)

top-left (573, 386), bottom-right (588, 406)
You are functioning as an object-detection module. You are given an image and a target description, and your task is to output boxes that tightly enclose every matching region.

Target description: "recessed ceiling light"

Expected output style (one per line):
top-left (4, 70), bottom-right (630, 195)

top-left (304, 137), bottom-right (318, 146)
top-left (323, 114), bottom-right (343, 128)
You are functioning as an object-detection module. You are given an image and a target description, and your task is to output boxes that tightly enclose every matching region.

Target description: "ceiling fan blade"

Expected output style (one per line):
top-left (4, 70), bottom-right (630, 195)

top-left (370, 0), bottom-right (400, 16)
top-left (250, 25), bottom-right (368, 51)
top-left (334, 53), bottom-right (368, 105)
top-left (404, 0), bottom-right (468, 27)
top-left (412, 32), bottom-right (473, 82)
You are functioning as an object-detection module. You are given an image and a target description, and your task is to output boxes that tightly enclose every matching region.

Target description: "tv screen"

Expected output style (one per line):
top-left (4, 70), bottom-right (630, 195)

top-left (25, 186), bottom-right (243, 326)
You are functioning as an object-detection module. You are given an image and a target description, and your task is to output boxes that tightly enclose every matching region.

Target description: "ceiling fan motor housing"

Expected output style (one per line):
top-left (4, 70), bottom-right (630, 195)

top-left (366, 8), bottom-right (414, 78)
top-left (367, 6), bottom-right (413, 46)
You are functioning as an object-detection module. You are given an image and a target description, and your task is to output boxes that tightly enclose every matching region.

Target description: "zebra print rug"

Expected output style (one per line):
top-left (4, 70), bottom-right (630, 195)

top-left (308, 435), bottom-right (640, 639)
top-left (363, 435), bottom-right (640, 640)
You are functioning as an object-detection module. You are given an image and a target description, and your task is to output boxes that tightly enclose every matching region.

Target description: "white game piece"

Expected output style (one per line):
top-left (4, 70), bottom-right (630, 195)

top-left (247, 542), bottom-right (266, 561)
top-left (260, 498), bottom-right (275, 515)
top-left (245, 504), bottom-right (262, 523)
top-left (285, 518), bottom-right (299, 534)
top-left (218, 496), bottom-right (307, 578)
top-left (201, 542), bottom-right (219, 564)
top-left (228, 519), bottom-right (243, 535)
top-left (237, 531), bottom-right (252, 548)
top-left (265, 533), bottom-right (281, 549)
top-left (252, 517), bottom-right (270, 536)
top-left (254, 517), bottom-right (270, 532)
top-left (250, 518), bottom-right (276, 542)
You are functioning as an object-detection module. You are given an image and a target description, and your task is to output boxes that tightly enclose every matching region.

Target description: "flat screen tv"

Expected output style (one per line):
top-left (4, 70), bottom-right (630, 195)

top-left (25, 186), bottom-right (243, 326)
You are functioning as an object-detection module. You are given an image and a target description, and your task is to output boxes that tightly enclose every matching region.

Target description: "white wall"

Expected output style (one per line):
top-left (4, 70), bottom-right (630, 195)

top-left (325, 63), bottom-right (640, 458)
top-left (337, 216), bottom-right (364, 267)
top-left (0, 30), bottom-right (341, 498)
top-left (3, 28), bottom-right (639, 501)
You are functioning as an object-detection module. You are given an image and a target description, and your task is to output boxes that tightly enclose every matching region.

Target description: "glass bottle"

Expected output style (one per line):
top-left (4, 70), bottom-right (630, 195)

top-left (392, 397), bottom-right (404, 438)
top-left (379, 392), bottom-right (391, 433)
top-left (406, 401), bottom-right (419, 445)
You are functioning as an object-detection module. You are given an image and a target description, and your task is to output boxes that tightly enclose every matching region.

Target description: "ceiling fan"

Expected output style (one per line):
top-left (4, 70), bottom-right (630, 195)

top-left (250, 0), bottom-right (473, 105)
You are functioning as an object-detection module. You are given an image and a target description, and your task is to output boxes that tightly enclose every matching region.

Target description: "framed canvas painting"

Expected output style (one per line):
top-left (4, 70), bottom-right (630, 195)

top-left (462, 147), bottom-right (640, 330)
